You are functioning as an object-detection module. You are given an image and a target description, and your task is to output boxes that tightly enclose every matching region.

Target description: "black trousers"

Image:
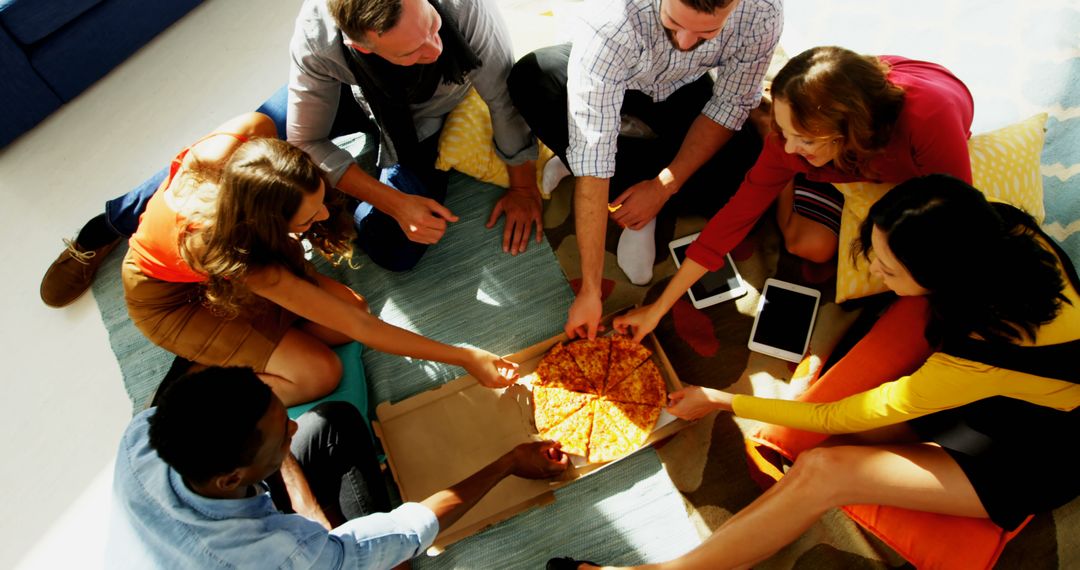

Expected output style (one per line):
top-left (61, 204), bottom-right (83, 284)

top-left (508, 43), bottom-right (762, 217)
top-left (269, 401), bottom-right (390, 521)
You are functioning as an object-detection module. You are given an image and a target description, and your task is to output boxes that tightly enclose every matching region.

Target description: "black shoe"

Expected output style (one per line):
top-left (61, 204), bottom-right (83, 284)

top-left (546, 557), bottom-right (598, 570)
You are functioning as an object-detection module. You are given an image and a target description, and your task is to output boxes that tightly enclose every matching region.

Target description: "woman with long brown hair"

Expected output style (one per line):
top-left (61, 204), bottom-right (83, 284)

top-left (123, 112), bottom-right (518, 406)
top-left (615, 45), bottom-right (974, 341)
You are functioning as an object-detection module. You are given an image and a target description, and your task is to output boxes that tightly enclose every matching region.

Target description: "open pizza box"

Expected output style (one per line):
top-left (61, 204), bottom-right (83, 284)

top-left (372, 316), bottom-right (688, 553)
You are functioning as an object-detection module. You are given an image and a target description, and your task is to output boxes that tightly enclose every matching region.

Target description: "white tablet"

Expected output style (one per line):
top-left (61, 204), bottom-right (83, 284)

top-left (748, 278), bottom-right (821, 363)
top-left (669, 233), bottom-right (747, 309)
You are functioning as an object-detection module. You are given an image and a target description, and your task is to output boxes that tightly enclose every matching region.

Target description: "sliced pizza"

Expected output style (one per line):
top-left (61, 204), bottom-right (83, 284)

top-left (604, 399), bottom-right (662, 445)
top-left (533, 342), bottom-right (591, 393)
top-left (565, 337), bottom-right (611, 393)
top-left (539, 398), bottom-right (594, 457)
top-left (533, 385), bottom-right (597, 433)
top-left (605, 335), bottom-right (654, 391)
top-left (587, 400), bottom-right (638, 463)
top-left (604, 359), bottom-right (667, 407)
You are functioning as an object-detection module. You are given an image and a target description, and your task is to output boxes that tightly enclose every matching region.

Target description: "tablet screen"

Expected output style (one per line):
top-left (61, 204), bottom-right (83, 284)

top-left (752, 286), bottom-right (818, 354)
top-left (672, 244), bottom-right (741, 300)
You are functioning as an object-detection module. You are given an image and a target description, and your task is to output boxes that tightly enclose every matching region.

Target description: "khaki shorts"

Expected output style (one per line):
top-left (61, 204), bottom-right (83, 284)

top-left (121, 250), bottom-right (297, 372)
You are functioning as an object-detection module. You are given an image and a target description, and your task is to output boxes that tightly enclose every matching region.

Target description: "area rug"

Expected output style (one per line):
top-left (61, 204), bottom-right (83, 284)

top-left (414, 448), bottom-right (701, 570)
top-left (91, 173), bottom-right (574, 413)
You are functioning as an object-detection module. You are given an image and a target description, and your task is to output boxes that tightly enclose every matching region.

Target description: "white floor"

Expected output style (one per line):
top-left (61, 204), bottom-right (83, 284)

top-left (0, 1), bottom-right (1050, 568)
top-left (0, 2), bottom-right (569, 568)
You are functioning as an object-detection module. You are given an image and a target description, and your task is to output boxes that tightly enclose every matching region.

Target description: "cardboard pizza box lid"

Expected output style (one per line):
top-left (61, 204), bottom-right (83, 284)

top-left (373, 320), bottom-right (686, 552)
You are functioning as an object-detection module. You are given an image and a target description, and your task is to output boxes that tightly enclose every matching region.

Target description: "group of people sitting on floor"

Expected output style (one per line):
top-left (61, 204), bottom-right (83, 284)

top-left (38, 0), bottom-right (1078, 567)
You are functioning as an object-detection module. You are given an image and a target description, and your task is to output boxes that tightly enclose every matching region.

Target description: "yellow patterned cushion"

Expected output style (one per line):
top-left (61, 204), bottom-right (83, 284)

top-left (435, 88), bottom-right (554, 194)
top-left (834, 113), bottom-right (1048, 303)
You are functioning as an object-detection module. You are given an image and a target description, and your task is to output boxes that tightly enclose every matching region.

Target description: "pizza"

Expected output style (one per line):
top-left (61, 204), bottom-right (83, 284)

top-left (532, 336), bottom-right (668, 463)
top-left (605, 335), bottom-right (654, 391)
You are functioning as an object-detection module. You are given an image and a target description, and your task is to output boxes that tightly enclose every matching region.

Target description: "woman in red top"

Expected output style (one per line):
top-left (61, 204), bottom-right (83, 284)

top-left (123, 113), bottom-right (519, 406)
top-left (614, 46), bottom-right (973, 340)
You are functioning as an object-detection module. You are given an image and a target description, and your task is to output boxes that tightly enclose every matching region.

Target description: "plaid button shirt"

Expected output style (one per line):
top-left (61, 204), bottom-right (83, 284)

top-left (566, 0), bottom-right (783, 178)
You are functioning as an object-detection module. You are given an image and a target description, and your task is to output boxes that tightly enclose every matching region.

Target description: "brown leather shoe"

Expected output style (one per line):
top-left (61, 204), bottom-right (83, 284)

top-left (40, 237), bottom-right (122, 307)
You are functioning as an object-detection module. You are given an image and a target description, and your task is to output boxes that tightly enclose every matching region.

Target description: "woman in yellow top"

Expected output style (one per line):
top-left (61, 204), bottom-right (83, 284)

top-left (560, 175), bottom-right (1080, 569)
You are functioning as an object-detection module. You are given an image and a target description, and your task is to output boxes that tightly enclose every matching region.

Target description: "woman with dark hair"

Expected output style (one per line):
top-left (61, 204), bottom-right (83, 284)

top-left (123, 113), bottom-right (519, 406)
top-left (552, 175), bottom-right (1080, 569)
top-left (614, 46), bottom-right (973, 340)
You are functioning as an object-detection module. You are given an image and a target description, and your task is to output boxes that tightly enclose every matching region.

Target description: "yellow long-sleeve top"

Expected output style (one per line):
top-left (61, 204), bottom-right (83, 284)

top-left (732, 268), bottom-right (1080, 434)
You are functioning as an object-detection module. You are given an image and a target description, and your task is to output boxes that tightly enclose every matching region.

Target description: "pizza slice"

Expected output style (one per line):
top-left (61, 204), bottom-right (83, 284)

top-left (605, 335), bottom-right (653, 391)
top-left (565, 337), bottom-right (611, 393)
top-left (538, 398), bottom-right (595, 457)
top-left (605, 400), bottom-right (662, 446)
top-left (587, 400), bottom-right (639, 463)
top-left (604, 359), bottom-right (667, 407)
top-left (533, 385), bottom-right (597, 433)
top-left (533, 342), bottom-right (591, 393)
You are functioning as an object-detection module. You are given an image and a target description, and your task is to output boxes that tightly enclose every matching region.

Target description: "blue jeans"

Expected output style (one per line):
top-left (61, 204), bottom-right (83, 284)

top-left (353, 133), bottom-right (449, 272)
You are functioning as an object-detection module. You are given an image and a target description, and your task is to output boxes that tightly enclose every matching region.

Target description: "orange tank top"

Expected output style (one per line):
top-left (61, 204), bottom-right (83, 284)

top-left (128, 133), bottom-right (249, 282)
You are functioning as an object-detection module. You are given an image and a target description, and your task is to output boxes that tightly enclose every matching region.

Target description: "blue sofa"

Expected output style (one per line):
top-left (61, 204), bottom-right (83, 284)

top-left (0, 0), bottom-right (202, 148)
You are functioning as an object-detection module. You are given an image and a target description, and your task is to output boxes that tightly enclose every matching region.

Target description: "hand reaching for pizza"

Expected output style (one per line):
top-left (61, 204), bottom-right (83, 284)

top-left (507, 441), bottom-right (570, 478)
top-left (612, 304), bottom-right (662, 343)
top-left (666, 385), bottom-right (734, 420)
top-left (463, 348), bottom-right (520, 388)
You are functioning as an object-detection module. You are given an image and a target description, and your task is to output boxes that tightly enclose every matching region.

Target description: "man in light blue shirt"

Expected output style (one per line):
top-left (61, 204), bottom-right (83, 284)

top-left (106, 366), bottom-right (568, 568)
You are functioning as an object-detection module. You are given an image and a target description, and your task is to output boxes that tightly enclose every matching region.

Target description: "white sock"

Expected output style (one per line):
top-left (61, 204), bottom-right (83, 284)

top-left (617, 218), bottom-right (657, 286)
top-left (541, 155), bottom-right (572, 197)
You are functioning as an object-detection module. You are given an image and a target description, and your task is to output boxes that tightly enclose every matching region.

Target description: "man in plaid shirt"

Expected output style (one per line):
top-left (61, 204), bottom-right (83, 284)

top-left (509, 0), bottom-right (782, 339)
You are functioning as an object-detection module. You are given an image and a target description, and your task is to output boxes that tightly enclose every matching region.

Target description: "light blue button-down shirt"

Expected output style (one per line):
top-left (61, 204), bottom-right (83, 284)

top-left (106, 409), bottom-right (439, 569)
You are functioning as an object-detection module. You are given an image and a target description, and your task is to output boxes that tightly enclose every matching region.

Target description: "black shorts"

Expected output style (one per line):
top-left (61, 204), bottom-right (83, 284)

top-left (909, 397), bottom-right (1080, 530)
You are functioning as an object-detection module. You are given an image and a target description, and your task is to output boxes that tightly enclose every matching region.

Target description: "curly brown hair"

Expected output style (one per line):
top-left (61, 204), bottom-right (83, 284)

top-left (771, 46), bottom-right (906, 177)
top-left (181, 138), bottom-right (355, 317)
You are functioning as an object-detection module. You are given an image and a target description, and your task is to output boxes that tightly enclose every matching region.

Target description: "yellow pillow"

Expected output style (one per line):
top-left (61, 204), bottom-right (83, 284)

top-left (435, 88), bottom-right (555, 194)
top-left (834, 113), bottom-right (1048, 303)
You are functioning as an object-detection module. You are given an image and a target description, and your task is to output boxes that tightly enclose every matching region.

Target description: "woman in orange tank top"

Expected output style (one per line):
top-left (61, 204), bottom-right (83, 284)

top-left (122, 113), bottom-right (519, 406)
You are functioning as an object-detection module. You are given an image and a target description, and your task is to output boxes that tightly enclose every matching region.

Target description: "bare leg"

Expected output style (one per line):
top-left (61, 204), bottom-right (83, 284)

top-left (775, 179), bottom-right (838, 264)
top-left (259, 274), bottom-right (370, 406)
top-left (633, 444), bottom-right (987, 570)
top-left (261, 328), bottom-right (343, 406)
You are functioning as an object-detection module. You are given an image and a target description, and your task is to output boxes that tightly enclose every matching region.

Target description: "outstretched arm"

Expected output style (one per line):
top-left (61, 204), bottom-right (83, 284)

top-left (566, 176), bottom-right (611, 339)
top-left (613, 257), bottom-right (709, 342)
top-left (421, 441), bottom-right (568, 532)
top-left (248, 267), bottom-right (517, 388)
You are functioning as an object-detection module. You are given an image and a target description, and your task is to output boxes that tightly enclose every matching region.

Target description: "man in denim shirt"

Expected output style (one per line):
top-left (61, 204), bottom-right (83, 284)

top-left (106, 367), bottom-right (567, 568)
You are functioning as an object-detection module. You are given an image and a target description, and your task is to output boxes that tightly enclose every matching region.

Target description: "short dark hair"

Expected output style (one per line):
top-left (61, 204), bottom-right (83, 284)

top-left (148, 367), bottom-right (273, 483)
top-left (327, 0), bottom-right (403, 43)
top-left (679, 0), bottom-right (737, 13)
top-left (855, 174), bottom-right (1067, 344)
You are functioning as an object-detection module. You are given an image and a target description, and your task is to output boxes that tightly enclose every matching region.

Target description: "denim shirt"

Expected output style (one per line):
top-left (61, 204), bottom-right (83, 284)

top-left (106, 410), bottom-right (439, 569)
